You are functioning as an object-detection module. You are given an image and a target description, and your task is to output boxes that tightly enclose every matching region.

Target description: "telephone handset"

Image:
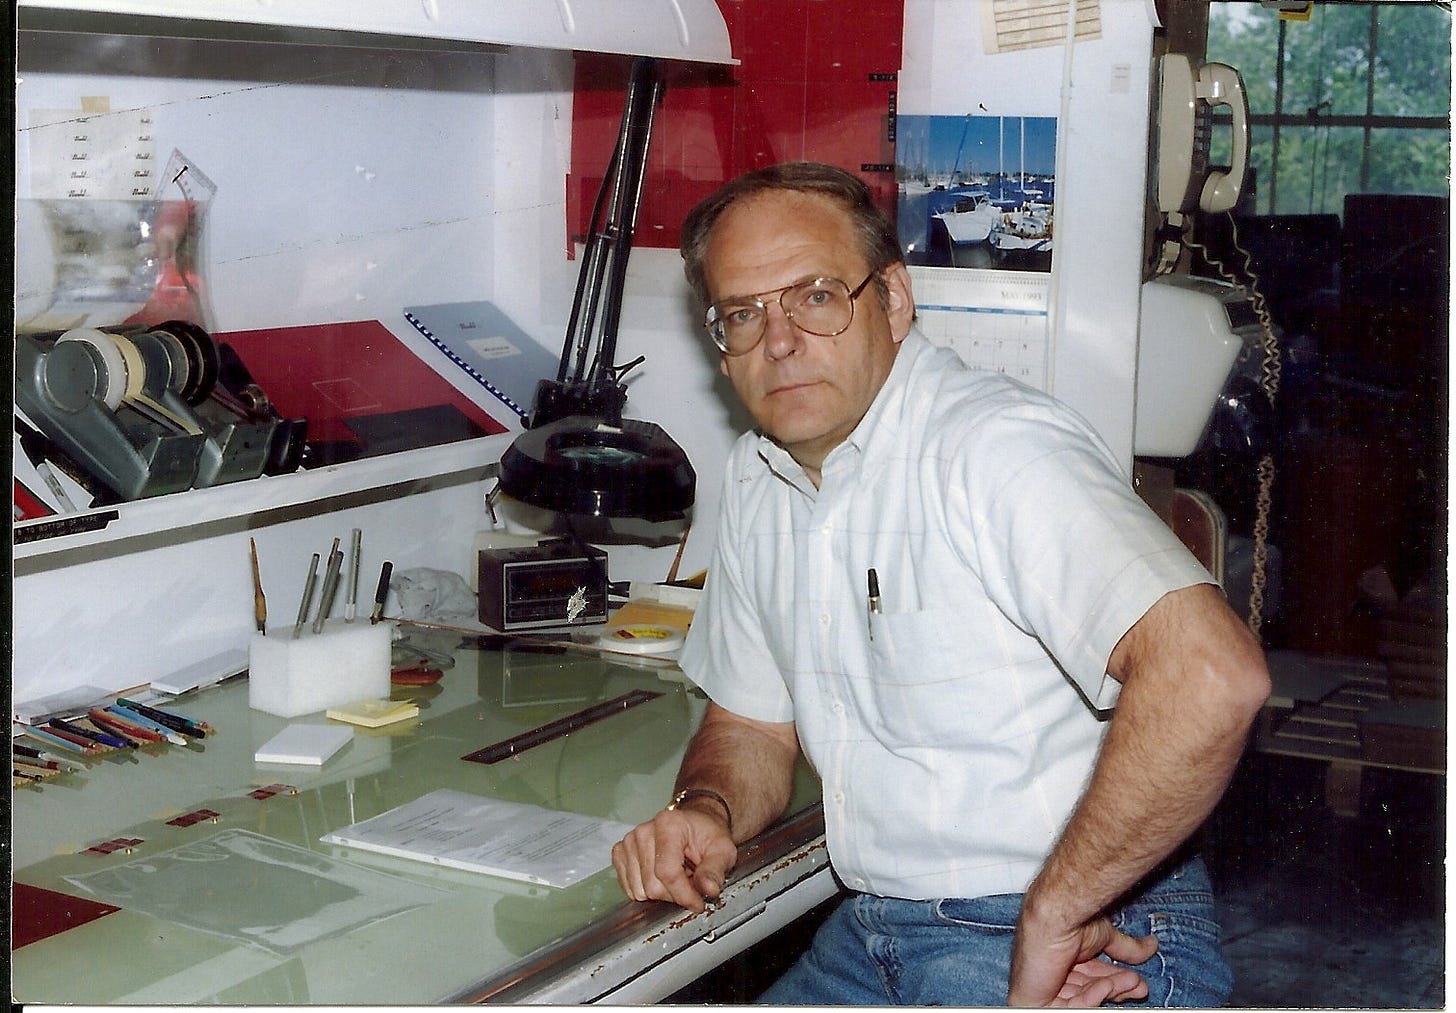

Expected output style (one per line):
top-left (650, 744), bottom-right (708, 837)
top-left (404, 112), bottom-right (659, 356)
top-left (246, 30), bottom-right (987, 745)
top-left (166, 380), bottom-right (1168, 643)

top-left (1156, 53), bottom-right (1250, 215)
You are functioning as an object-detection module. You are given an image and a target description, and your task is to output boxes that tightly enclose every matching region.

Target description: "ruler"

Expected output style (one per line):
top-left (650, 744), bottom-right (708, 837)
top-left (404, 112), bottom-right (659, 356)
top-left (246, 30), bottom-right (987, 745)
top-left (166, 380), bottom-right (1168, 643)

top-left (462, 689), bottom-right (663, 765)
top-left (159, 148), bottom-right (218, 203)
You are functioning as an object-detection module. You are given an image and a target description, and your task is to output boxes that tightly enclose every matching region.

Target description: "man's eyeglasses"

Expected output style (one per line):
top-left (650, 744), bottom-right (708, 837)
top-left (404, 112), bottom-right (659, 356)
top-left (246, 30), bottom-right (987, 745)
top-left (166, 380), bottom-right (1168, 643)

top-left (704, 272), bottom-right (877, 356)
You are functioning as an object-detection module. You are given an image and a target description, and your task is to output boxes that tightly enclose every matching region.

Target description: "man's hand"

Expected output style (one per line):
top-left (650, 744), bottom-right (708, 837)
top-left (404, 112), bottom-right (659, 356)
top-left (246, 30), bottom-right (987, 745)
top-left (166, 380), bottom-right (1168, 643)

top-left (612, 805), bottom-right (737, 912)
top-left (615, 702), bottom-right (798, 911)
top-left (1008, 912), bottom-right (1158, 1007)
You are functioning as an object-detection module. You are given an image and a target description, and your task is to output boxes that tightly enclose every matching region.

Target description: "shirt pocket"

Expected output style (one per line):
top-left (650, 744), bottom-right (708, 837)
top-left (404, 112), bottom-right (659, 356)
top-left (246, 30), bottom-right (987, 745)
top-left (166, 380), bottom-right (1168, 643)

top-left (864, 605), bottom-right (986, 749)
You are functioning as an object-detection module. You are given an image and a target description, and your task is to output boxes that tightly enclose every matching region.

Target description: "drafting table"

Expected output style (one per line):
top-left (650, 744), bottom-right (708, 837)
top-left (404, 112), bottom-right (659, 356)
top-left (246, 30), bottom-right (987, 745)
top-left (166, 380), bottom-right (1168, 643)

top-left (11, 632), bottom-right (834, 1004)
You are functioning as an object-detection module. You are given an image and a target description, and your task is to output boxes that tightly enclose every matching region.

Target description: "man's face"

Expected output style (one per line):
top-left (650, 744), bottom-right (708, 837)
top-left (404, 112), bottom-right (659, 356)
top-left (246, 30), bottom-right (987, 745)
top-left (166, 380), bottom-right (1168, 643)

top-left (702, 190), bottom-right (914, 480)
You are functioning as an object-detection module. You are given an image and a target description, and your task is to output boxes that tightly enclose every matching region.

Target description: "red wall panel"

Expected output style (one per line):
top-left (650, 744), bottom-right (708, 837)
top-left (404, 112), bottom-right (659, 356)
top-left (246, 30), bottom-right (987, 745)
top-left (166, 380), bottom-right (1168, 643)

top-left (568, 0), bottom-right (904, 252)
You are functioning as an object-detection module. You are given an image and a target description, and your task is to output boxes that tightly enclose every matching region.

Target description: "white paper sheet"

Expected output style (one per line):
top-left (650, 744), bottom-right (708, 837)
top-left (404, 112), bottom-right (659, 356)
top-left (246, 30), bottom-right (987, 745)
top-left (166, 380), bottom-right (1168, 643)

top-left (321, 789), bottom-right (633, 889)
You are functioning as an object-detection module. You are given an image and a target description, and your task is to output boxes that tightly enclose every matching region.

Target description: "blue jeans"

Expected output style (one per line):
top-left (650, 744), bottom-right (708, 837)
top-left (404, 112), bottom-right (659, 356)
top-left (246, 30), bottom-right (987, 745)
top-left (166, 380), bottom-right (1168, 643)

top-left (759, 856), bottom-right (1233, 1006)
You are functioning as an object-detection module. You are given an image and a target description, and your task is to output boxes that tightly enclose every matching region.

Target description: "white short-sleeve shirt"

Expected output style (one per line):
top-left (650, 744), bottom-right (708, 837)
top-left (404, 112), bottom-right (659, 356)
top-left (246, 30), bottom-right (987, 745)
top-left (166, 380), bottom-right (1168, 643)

top-left (680, 329), bottom-right (1212, 901)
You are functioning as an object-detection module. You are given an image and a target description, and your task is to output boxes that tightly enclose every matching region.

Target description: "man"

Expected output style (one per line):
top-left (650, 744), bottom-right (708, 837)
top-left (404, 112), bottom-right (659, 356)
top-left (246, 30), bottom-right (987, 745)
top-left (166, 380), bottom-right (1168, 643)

top-left (612, 162), bottom-right (1270, 1006)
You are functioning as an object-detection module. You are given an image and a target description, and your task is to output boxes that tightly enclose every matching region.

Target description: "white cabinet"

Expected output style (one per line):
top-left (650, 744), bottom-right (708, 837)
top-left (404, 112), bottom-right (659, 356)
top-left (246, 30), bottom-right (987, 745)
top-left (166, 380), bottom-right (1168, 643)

top-left (13, 1), bottom-right (733, 703)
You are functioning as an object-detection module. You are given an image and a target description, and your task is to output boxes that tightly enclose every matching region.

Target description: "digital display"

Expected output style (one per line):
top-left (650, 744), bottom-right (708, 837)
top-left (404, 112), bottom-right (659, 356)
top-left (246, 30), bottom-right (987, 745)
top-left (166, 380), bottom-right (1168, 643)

top-left (508, 564), bottom-right (597, 598)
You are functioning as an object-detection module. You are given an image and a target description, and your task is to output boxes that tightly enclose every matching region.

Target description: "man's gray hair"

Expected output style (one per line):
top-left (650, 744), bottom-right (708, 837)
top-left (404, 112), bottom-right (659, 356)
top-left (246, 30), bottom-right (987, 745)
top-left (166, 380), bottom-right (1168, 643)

top-left (679, 162), bottom-right (903, 308)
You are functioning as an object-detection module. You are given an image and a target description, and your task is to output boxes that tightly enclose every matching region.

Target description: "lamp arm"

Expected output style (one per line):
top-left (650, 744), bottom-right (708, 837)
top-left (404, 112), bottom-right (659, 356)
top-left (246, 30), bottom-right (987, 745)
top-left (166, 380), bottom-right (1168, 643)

top-left (532, 57), bottom-right (663, 430)
top-left (589, 59), bottom-right (662, 392)
top-left (559, 141), bottom-right (619, 385)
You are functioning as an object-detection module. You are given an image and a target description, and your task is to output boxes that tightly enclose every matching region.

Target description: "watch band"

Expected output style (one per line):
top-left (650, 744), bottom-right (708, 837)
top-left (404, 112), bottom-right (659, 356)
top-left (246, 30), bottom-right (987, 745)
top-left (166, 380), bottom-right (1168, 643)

top-left (667, 787), bottom-right (733, 835)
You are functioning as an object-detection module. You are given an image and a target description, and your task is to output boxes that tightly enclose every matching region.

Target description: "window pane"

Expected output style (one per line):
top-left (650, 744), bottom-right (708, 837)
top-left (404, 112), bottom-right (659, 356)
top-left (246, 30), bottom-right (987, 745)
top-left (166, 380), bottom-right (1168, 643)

top-left (1367, 128), bottom-right (1452, 197)
top-left (1207, 3), bottom-right (1279, 113)
top-left (1272, 126), bottom-right (1365, 215)
top-left (1374, 5), bottom-right (1453, 117)
top-left (1241, 124), bottom-right (1277, 216)
top-left (1279, 5), bottom-right (1372, 117)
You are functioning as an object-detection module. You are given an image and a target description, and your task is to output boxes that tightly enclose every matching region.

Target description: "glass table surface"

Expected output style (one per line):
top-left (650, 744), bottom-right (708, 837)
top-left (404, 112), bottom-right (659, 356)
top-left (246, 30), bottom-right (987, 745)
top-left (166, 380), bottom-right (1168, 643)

top-left (11, 630), bottom-right (825, 1005)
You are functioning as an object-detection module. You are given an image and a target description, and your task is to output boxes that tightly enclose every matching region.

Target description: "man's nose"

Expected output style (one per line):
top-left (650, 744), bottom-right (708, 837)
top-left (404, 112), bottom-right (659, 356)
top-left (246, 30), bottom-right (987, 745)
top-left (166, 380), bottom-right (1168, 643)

top-left (760, 301), bottom-right (803, 359)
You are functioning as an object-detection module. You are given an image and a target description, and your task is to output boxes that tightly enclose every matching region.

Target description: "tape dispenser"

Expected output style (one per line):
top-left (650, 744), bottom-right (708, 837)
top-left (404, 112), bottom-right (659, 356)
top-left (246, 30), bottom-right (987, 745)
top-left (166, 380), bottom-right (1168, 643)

top-left (15, 321), bottom-right (292, 500)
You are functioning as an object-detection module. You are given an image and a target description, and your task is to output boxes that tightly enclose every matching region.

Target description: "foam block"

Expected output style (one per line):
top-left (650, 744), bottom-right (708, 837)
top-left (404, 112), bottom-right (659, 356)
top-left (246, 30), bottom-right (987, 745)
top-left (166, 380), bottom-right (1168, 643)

top-left (249, 620), bottom-right (391, 718)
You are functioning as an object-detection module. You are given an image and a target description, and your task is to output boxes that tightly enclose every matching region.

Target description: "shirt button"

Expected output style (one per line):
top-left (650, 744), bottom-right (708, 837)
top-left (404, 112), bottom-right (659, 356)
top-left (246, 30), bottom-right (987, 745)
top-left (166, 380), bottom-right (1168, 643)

top-left (832, 701), bottom-right (844, 714)
top-left (819, 613), bottom-right (830, 626)
top-left (833, 791), bottom-right (846, 805)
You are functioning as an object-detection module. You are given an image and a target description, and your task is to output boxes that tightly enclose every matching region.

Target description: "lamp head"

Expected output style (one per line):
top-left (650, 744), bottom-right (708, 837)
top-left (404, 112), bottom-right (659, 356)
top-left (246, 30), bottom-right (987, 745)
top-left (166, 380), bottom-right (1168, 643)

top-left (498, 413), bottom-right (695, 522)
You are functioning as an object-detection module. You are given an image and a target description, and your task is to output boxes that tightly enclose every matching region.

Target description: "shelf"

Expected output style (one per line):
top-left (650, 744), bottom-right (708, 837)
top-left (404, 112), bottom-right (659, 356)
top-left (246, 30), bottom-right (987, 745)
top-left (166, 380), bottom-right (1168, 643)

top-left (17, 0), bottom-right (736, 64)
top-left (14, 432), bottom-right (513, 571)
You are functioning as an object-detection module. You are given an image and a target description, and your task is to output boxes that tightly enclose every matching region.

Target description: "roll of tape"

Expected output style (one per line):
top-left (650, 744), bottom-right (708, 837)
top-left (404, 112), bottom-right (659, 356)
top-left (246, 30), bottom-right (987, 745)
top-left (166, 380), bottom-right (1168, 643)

top-left (107, 332), bottom-right (148, 401)
top-left (56, 327), bottom-right (127, 409)
top-left (596, 624), bottom-right (686, 655)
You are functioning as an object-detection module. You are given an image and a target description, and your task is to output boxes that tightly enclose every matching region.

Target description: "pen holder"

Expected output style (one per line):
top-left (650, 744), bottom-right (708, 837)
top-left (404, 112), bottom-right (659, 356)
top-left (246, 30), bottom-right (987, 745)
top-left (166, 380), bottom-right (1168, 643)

top-left (248, 620), bottom-right (391, 718)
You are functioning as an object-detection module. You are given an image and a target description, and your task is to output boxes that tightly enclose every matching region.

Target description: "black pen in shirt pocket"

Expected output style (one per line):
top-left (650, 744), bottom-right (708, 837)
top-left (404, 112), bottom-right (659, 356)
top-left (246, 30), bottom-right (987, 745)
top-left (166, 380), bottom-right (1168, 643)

top-left (867, 567), bottom-right (882, 638)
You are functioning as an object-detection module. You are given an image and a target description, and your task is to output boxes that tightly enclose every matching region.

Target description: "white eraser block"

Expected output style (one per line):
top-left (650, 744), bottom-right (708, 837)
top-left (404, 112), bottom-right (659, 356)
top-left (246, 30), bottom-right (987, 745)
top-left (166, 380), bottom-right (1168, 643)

top-left (254, 723), bottom-right (354, 765)
top-left (248, 620), bottom-right (391, 718)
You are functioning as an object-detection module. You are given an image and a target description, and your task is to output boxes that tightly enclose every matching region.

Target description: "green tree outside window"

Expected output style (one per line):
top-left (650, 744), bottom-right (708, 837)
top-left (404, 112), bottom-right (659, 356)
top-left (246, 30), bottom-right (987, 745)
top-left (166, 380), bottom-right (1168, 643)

top-left (1206, 2), bottom-right (1450, 216)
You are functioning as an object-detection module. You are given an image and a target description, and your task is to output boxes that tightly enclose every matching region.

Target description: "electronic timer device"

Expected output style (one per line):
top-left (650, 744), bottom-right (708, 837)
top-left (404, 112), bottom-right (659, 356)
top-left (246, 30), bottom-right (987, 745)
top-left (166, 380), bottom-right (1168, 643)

top-left (478, 538), bottom-right (608, 632)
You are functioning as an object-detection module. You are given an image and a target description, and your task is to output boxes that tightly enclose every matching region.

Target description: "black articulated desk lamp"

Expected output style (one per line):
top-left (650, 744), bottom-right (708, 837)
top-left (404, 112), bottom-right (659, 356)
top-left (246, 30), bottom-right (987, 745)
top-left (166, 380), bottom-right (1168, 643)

top-left (499, 57), bottom-right (695, 522)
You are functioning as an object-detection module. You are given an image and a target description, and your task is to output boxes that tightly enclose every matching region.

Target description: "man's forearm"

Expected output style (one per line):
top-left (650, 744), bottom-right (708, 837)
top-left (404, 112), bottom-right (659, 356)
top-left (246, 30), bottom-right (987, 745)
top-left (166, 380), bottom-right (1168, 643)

top-left (674, 703), bottom-right (800, 843)
top-left (1024, 585), bottom-right (1270, 928)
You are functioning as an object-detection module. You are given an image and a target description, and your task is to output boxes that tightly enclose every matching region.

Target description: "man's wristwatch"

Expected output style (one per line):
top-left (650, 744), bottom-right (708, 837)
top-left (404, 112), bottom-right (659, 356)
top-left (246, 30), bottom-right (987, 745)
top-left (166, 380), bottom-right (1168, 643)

top-left (666, 787), bottom-right (734, 836)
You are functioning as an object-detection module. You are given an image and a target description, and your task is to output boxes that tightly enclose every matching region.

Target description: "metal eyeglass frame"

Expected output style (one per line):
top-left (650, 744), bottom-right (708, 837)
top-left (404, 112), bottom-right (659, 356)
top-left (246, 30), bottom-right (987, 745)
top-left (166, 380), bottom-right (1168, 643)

top-left (705, 271), bottom-right (876, 356)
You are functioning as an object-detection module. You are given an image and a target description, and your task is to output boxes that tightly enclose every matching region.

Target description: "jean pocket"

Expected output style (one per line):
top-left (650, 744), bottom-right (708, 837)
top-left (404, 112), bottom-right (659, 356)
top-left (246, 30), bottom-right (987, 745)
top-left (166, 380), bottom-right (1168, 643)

top-left (1112, 901), bottom-right (1234, 1008)
top-left (931, 893), bottom-right (1023, 932)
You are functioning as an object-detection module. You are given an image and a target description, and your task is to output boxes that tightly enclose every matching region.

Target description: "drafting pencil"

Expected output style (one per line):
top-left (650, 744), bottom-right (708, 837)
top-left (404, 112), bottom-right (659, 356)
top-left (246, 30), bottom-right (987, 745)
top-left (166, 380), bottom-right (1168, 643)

top-left (106, 702), bottom-right (179, 735)
top-left (37, 751), bottom-right (81, 769)
top-left (294, 552), bottom-right (321, 638)
top-left (106, 704), bottom-right (191, 743)
top-left (22, 726), bottom-right (96, 755)
top-left (13, 758), bottom-right (64, 778)
top-left (115, 698), bottom-right (209, 738)
top-left (89, 709), bottom-right (169, 746)
top-left (41, 722), bottom-right (111, 751)
top-left (50, 718), bottom-right (129, 750)
top-left (313, 539), bottom-right (344, 634)
top-left (345, 528), bottom-right (362, 622)
top-left (12, 754), bottom-right (62, 772)
top-left (82, 713), bottom-right (155, 751)
top-left (12, 742), bottom-right (47, 760)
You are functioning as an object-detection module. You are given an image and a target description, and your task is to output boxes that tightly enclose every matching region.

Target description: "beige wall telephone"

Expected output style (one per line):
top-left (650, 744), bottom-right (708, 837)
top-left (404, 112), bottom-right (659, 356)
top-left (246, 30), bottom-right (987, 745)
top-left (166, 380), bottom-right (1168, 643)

top-left (1156, 53), bottom-right (1250, 216)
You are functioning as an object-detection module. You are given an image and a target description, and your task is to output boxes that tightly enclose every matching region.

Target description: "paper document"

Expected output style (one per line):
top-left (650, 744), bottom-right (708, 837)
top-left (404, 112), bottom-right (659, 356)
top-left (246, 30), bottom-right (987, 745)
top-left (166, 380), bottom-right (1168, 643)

top-left (321, 789), bottom-right (633, 889)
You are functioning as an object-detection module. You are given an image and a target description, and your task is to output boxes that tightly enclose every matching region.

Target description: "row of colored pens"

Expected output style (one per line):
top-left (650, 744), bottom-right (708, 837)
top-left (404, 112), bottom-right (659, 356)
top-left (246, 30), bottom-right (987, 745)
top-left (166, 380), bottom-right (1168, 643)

top-left (12, 699), bottom-right (213, 785)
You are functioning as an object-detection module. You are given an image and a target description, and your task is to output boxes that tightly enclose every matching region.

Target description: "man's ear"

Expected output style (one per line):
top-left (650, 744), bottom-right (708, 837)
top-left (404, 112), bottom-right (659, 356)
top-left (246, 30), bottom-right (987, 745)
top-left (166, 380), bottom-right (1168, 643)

top-left (882, 262), bottom-right (915, 342)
